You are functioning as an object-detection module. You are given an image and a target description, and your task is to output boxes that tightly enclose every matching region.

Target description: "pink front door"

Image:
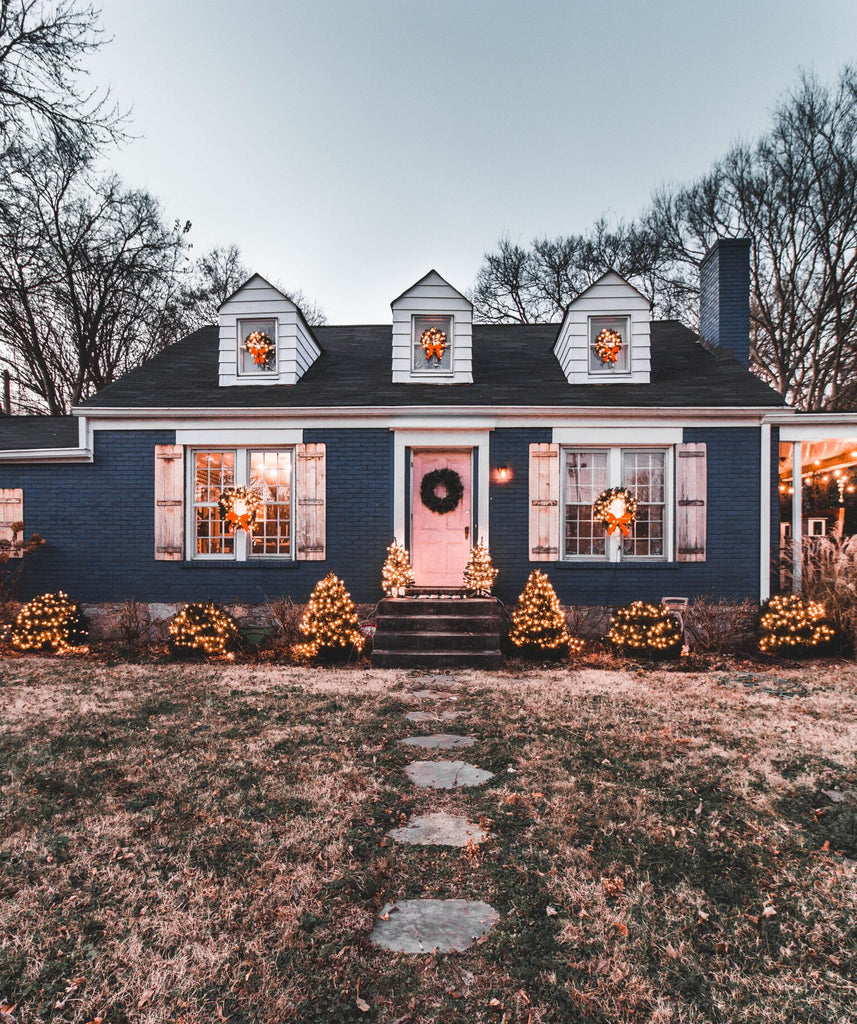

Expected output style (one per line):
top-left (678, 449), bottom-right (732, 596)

top-left (411, 450), bottom-right (472, 587)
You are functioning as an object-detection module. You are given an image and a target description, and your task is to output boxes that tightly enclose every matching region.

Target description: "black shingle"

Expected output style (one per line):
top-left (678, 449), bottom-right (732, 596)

top-left (78, 321), bottom-right (786, 410)
top-left (0, 416), bottom-right (79, 450)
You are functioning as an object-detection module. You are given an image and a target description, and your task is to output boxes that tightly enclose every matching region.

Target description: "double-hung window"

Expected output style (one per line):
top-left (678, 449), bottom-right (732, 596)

top-left (191, 448), bottom-right (294, 560)
top-left (563, 447), bottom-right (669, 561)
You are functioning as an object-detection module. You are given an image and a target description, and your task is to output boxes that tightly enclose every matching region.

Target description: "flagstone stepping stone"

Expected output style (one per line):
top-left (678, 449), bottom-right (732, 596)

top-left (387, 811), bottom-right (488, 848)
top-left (410, 689), bottom-right (459, 701)
top-left (404, 710), bottom-right (462, 723)
top-left (412, 673), bottom-right (461, 688)
top-left (370, 899), bottom-right (499, 953)
top-left (398, 733), bottom-right (476, 750)
top-left (405, 760), bottom-right (493, 789)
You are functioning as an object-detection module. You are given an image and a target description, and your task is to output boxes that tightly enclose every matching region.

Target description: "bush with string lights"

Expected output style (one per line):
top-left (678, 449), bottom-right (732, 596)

top-left (168, 602), bottom-right (239, 659)
top-left (757, 594), bottom-right (836, 656)
top-left (508, 569), bottom-right (578, 658)
top-left (606, 601), bottom-right (683, 659)
top-left (293, 572), bottom-right (365, 663)
top-left (11, 591), bottom-right (87, 653)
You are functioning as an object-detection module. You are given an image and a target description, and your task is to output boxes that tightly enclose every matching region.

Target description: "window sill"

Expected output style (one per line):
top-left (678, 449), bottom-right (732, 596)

top-left (551, 560), bottom-right (680, 570)
top-left (182, 560), bottom-right (299, 569)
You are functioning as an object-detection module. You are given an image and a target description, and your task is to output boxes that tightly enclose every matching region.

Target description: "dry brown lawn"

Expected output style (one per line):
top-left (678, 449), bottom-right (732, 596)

top-left (1, 657), bottom-right (855, 1023)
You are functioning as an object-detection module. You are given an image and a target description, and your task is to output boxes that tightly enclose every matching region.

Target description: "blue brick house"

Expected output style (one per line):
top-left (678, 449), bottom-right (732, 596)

top-left (0, 239), bottom-right (836, 609)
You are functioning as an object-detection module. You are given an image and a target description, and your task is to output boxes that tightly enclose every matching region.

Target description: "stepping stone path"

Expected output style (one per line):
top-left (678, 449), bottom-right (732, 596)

top-left (370, 671), bottom-right (499, 955)
top-left (404, 710), bottom-right (462, 723)
top-left (386, 811), bottom-right (488, 848)
top-left (405, 760), bottom-right (493, 790)
top-left (370, 899), bottom-right (499, 953)
top-left (398, 733), bottom-right (476, 750)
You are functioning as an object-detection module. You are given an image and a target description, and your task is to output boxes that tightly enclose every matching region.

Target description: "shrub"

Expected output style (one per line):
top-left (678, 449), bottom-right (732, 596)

top-left (684, 597), bottom-right (757, 655)
top-left (293, 573), bottom-right (365, 662)
top-left (168, 602), bottom-right (238, 659)
top-left (798, 534), bottom-right (857, 651)
top-left (607, 601), bottom-right (683, 659)
top-left (757, 594), bottom-right (836, 656)
top-left (11, 591), bottom-right (87, 652)
top-left (508, 569), bottom-right (574, 658)
top-left (117, 600), bottom-right (154, 654)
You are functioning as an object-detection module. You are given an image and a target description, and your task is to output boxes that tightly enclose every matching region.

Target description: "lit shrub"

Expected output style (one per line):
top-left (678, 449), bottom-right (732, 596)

top-left (508, 569), bottom-right (576, 658)
top-left (293, 572), bottom-right (365, 663)
top-left (168, 602), bottom-right (238, 659)
top-left (757, 594), bottom-right (835, 656)
top-left (11, 591), bottom-right (87, 652)
top-left (607, 601), bottom-right (683, 659)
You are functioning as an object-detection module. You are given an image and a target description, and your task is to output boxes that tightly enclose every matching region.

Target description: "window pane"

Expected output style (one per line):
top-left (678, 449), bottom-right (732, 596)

top-left (413, 315), bottom-right (452, 372)
top-left (249, 450), bottom-right (292, 556)
top-left (589, 316), bottom-right (630, 374)
top-left (193, 451), bottom-right (235, 555)
top-left (565, 451), bottom-right (609, 556)
top-left (622, 451), bottom-right (666, 557)
top-left (240, 319), bottom-right (276, 374)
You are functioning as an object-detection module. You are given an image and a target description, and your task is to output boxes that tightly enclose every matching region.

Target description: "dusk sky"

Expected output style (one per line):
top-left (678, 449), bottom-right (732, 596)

top-left (91, 1), bottom-right (857, 323)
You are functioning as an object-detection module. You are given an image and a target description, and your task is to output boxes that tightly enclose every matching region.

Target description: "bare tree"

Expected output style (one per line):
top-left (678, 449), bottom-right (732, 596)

top-left (0, 0), bottom-right (121, 157)
top-left (0, 147), bottom-right (189, 413)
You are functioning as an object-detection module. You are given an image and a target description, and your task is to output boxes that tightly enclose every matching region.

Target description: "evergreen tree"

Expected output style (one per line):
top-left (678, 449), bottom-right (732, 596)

top-left (294, 572), bottom-right (365, 661)
top-left (462, 541), bottom-right (498, 595)
top-left (381, 539), bottom-right (414, 596)
top-left (508, 570), bottom-right (570, 656)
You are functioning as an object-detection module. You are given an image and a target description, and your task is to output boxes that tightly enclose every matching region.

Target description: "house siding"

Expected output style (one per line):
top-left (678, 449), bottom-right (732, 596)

top-left (489, 426), bottom-right (766, 606)
top-left (0, 428), bottom-right (394, 605)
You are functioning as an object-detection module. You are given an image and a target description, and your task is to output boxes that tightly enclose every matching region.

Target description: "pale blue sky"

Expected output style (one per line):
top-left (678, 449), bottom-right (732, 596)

top-left (91, 0), bottom-right (857, 322)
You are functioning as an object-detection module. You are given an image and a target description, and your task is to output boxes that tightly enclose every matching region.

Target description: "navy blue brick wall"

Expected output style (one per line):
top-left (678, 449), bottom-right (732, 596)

top-left (699, 239), bottom-right (751, 367)
top-left (489, 427), bottom-right (765, 606)
top-left (0, 428), bottom-right (393, 605)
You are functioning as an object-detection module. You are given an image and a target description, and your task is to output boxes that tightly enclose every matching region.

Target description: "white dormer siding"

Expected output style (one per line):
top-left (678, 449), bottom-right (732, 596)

top-left (218, 274), bottom-right (320, 387)
top-left (553, 271), bottom-right (652, 385)
top-left (391, 270), bottom-right (473, 385)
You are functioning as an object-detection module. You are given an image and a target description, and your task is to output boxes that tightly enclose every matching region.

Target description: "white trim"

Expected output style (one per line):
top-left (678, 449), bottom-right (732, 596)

top-left (237, 316), bottom-right (279, 378)
top-left (176, 428), bottom-right (303, 445)
top-left (410, 314), bottom-right (455, 378)
top-left (553, 427), bottom-right (682, 445)
top-left (587, 314), bottom-right (632, 378)
top-left (760, 423), bottom-right (771, 601)
top-left (791, 441), bottom-right (802, 593)
top-left (392, 429), bottom-right (491, 547)
top-left (0, 447), bottom-right (92, 463)
top-left (777, 424), bottom-right (857, 442)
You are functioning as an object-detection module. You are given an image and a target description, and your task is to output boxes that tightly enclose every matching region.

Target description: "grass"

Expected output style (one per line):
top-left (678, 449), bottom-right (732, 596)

top-left (1, 658), bottom-right (856, 1023)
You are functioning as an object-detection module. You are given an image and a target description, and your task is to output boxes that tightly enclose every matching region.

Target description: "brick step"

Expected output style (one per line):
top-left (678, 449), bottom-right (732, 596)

top-left (373, 630), bottom-right (499, 653)
top-left (371, 649), bottom-right (502, 669)
top-left (375, 614), bottom-right (500, 633)
top-left (377, 597), bottom-right (500, 618)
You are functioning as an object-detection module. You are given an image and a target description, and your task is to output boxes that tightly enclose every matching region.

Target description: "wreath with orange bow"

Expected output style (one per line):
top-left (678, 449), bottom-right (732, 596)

top-left (594, 327), bottom-right (623, 364)
top-left (218, 487), bottom-right (261, 532)
top-left (420, 326), bottom-right (447, 364)
top-left (593, 487), bottom-right (638, 536)
top-left (245, 330), bottom-right (275, 367)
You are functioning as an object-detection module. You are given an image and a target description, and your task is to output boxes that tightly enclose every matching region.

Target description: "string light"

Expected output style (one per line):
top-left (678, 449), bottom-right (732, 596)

top-left (462, 540), bottom-right (498, 596)
top-left (381, 539), bottom-right (414, 597)
top-left (509, 570), bottom-right (580, 655)
top-left (11, 591), bottom-right (87, 653)
top-left (607, 601), bottom-right (683, 657)
top-left (293, 572), bottom-right (365, 660)
top-left (758, 594), bottom-right (835, 654)
top-left (168, 602), bottom-right (238, 658)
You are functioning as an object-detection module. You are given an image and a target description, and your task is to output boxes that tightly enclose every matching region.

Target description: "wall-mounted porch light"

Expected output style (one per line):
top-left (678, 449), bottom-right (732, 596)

top-left (495, 465), bottom-right (512, 483)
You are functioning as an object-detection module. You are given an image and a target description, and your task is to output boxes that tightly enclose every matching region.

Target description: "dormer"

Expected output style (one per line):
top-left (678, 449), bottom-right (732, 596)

top-left (391, 270), bottom-right (473, 385)
top-left (553, 271), bottom-right (651, 385)
top-left (217, 274), bottom-right (321, 387)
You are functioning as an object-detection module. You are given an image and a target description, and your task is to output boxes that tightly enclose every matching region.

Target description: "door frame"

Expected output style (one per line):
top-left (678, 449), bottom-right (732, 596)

top-left (393, 428), bottom-right (491, 552)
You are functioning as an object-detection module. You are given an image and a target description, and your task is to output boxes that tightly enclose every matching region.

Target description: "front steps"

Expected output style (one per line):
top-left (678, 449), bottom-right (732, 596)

top-left (371, 596), bottom-right (502, 669)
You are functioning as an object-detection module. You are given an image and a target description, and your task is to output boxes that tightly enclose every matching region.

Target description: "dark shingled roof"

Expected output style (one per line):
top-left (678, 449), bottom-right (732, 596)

top-left (0, 416), bottom-right (79, 450)
top-left (78, 321), bottom-right (786, 409)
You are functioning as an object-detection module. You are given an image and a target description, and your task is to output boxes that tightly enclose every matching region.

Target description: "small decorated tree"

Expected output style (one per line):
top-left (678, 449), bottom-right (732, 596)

top-left (11, 591), bottom-right (87, 653)
top-left (381, 539), bottom-right (414, 597)
top-left (463, 540), bottom-right (498, 596)
top-left (758, 594), bottom-right (836, 656)
top-left (294, 572), bottom-right (365, 662)
top-left (168, 602), bottom-right (238, 659)
top-left (607, 601), bottom-right (683, 659)
top-left (508, 569), bottom-right (571, 657)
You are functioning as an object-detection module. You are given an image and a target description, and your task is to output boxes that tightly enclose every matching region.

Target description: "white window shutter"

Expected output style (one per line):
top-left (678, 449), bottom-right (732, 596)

top-left (0, 488), bottom-right (24, 544)
top-left (154, 444), bottom-right (184, 560)
top-left (529, 442), bottom-right (560, 561)
top-left (676, 443), bottom-right (707, 562)
top-left (296, 443), bottom-right (326, 560)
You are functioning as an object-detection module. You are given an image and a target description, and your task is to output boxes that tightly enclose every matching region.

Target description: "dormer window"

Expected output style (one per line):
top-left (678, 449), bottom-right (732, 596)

top-left (239, 318), bottom-right (277, 375)
top-left (412, 314), bottom-right (453, 374)
top-left (589, 315), bottom-right (630, 374)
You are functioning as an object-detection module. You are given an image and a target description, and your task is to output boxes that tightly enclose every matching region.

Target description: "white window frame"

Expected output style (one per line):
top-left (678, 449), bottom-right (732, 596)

top-left (237, 317), bottom-right (278, 377)
top-left (587, 314), bottom-right (632, 376)
top-left (561, 446), bottom-right (673, 562)
top-left (188, 447), bottom-right (295, 561)
top-left (411, 314), bottom-right (454, 377)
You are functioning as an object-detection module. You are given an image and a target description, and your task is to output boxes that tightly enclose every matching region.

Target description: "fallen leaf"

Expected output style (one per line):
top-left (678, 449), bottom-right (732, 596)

top-left (489, 997), bottom-right (502, 1007)
top-left (545, 905), bottom-right (558, 917)
top-left (694, 800), bottom-right (703, 817)
top-left (356, 997), bottom-right (370, 1012)
top-left (821, 840), bottom-right (831, 852)
top-left (612, 920), bottom-right (629, 937)
top-left (137, 990), bottom-right (154, 1009)
top-left (697, 909), bottom-right (710, 922)
top-left (532, 792), bottom-right (545, 799)
top-left (762, 904), bottom-right (777, 918)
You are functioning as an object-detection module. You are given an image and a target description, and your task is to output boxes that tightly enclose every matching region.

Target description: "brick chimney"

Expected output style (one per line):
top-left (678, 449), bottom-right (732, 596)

top-left (699, 238), bottom-right (751, 368)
